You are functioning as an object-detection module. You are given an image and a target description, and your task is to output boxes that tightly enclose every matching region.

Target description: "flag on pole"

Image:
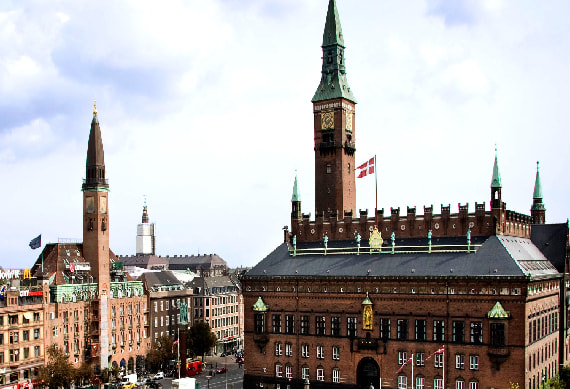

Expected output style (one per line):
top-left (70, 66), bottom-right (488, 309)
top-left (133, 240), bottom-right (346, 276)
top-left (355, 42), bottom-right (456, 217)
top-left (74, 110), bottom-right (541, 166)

top-left (29, 235), bottom-right (41, 250)
top-left (435, 346), bottom-right (445, 354)
top-left (356, 157), bottom-right (375, 178)
top-left (172, 339), bottom-right (179, 352)
top-left (396, 356), bottom-right (413, 373)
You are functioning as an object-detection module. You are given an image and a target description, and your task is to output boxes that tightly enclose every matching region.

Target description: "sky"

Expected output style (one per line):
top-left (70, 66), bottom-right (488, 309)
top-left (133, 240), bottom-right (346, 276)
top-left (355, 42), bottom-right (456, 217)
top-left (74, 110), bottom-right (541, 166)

top-left (1, 0), bottom-right (569, 270)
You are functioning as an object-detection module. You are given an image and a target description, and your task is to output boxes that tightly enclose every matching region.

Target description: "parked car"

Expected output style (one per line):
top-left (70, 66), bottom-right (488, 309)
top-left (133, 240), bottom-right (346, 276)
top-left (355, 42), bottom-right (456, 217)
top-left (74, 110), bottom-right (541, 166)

top-left (153, 372), bottom-right (165, 380)
top-left (122, 383), bottom-right (135, 389)
top-left (215, 367), bottom-right (227, 374)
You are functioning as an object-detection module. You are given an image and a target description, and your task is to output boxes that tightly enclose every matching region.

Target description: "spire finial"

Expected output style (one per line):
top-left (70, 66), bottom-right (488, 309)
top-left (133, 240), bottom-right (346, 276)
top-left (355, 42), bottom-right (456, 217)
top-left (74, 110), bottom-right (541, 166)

top-left (93, 99), bottom-right (97, 114)
top-left (491, 148), bottom-right (502, 188)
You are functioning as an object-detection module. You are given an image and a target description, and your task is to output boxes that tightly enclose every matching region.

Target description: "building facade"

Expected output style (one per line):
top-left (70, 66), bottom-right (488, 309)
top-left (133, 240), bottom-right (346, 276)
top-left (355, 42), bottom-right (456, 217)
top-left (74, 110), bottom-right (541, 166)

top-left (242, 2), bottom-right (570, 389)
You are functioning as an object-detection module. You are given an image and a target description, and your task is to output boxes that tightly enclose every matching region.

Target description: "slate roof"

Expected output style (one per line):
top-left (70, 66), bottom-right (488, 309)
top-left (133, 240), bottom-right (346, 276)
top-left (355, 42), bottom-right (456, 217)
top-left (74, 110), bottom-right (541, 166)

top-left (141, 270), bottom-right (183, 290)
top-left (246, 235), bottom-right (559, 279)
top-left (531, 223), bottom-right (569, 273)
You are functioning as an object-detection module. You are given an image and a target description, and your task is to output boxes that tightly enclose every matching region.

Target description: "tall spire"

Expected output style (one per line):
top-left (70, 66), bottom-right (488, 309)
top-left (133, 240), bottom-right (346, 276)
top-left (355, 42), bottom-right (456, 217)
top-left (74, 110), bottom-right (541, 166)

top-left (83, 101), bottom-right (108, 190)
top-left (531, 162), bottom-right (545, 224)
top-left (491, 152), bottom-right (502, 188)
top-left (312, 0), bottom-right (356, 103)
top-left (533, 161), bottom-right (543, 201)
top-left (291, 174), bottom-right (301, 202)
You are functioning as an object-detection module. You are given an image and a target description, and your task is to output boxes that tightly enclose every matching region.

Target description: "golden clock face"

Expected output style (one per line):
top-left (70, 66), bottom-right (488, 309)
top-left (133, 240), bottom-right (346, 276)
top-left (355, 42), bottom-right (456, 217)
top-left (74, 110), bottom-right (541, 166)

top-left (86, 197), bottom-right (94, 213)
top-left (321, 112), bottom-right (334, 130)
top-left (346, 111), bottom-right (353, 131)
top-left (99, 197), bottom-right (107, 214)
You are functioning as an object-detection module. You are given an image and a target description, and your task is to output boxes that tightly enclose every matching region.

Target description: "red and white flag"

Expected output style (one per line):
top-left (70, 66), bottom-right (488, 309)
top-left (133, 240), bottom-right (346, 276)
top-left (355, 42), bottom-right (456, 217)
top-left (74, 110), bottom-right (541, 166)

top-left (396, 356), bottom-right (413, 373)
top-left (435, 346), bottom-right (445, 354)
top-left (357, 157), bottom-right (375, 178)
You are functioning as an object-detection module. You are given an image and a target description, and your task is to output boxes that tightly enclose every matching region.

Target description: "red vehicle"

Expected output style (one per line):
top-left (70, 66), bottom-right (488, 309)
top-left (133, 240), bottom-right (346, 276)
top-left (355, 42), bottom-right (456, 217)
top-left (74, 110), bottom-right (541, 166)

top-left (187, 361), bottom-right (203, 376)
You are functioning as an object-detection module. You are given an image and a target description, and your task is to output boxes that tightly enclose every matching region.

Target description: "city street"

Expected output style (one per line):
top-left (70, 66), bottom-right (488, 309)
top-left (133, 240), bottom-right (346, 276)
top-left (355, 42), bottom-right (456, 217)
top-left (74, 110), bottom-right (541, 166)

top-left (158, 356), bottom-right (243, 389)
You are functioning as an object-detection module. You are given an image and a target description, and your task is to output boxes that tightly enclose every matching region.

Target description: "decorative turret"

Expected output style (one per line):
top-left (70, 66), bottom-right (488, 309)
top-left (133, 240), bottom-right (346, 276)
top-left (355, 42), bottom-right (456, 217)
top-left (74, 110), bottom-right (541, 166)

top-left (531, 161), bottom-right (546, 224)
top-left (491, 152), bottom-right (502, 209)
top-left (136, 199), bottom-right (156, 255)
top-left (312, 0), bottom-right (357, 218)
top-left (83, 102), bottom-right (108, 191)
top-left (291, 174), bottom-right (302, 221)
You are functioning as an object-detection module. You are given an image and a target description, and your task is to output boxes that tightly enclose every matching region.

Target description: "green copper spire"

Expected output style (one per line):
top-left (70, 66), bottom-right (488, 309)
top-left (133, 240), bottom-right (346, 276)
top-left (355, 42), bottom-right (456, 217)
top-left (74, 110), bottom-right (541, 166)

top-left (532, 161), bottom-right (545, 211)
top-left (491, 153), bottom-right (502, 188)
top-left (312, 0), bottom-right (356, 103)
top-left (291, 175), bottom-right (301, 202)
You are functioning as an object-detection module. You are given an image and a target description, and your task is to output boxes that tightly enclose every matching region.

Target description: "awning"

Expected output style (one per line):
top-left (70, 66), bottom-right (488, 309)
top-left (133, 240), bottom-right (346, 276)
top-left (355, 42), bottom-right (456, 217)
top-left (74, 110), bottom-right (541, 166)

top-left (23, 312), bottom-right (32, 320)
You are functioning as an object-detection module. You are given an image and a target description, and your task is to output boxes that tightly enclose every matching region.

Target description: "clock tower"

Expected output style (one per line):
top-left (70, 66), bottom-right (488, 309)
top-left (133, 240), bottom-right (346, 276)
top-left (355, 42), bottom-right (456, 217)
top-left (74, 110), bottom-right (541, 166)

top-left (82, 102), bottom-right (110, 291)
top-left (312, 0), bottom-right (357, 217)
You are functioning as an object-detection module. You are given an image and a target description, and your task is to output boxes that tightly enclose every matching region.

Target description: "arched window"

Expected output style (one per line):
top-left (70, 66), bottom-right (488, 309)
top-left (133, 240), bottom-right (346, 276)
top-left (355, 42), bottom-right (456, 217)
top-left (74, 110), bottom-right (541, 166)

top-left (398, 375), bottom-right (407, 389)
top-left (274, 363), bottom-right (282, 378)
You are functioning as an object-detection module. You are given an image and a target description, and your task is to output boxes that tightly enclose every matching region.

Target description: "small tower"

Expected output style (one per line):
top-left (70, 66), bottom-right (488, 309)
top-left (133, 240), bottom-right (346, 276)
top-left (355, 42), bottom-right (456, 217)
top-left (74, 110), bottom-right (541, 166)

top-left (531, 161), bottom-right (546, 224)
top-left (490, 152), bottom-right (502, 209)
top-left (312, 0), bottom-right (357, 218)
top-left (136, 199), bottom-right (156, 255)
top-left (291, 175), bottom-right (302, 221)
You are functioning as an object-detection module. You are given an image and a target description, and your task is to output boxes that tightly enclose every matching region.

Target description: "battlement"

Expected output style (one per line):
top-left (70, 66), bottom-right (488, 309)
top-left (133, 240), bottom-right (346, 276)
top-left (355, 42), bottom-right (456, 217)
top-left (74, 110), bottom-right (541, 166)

top-left (290, 201), bottom-right (532, 243)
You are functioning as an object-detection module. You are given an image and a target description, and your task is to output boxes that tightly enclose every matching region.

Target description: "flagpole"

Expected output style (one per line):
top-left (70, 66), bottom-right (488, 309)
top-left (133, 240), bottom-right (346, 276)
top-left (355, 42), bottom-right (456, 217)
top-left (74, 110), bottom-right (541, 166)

top-left (177, 327), bottom-right (180, 380)
top-left (411, 353), bottom-right (414, 389)
top-left (374, 154), bottom-right (378, 227)
top-left (442, 346), bottom-right (445, 389)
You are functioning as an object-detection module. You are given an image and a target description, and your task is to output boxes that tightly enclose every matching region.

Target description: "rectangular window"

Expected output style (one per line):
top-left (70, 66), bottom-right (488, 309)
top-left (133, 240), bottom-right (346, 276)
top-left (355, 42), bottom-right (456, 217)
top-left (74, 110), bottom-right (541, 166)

top-left (398, 375), bottom-right (407, 389)
top-left (274, 342), bottom-right (282, 356)
top-left (272, 314), bottom-right (282, 334)
top-left (165, 301), bottom-right (169, 310)
top-left (347, 317), bottom-right (357, 338)
top-left (23, 347), bottom-right (29, 359)
top-left (316, 316), bottom-right (326, 336)
top-left (416, 352), bottom-right (425, 367)
top-left (154, 302), bottom-right (157, 312)
top-left (490, 323), bottom-right (505, 347)
top-left (316, 345), bottom-right (324, 359)
top-left (415, 319), bottom-right (426, 341)
top-left (22, 330), bottom-right (29, 341)
top-left (433, 320), bottom-right (445, 342)
top-left (470, 322), bottom-right (483, 344)
top-left (254, 314), bottom-right (265, 334)
top-left (285, 343), bottom-right (293, 357)
top-left (380, 318), bottom-right (391, 341)
top-left (416, 376), bottom-right (425, 389)
top-left (434, 378), bottom-right (444, 389)
top-left (331, 317), bottom-right (341, 336)
top-left (469, 355), bottom-right (479, 370)
top-left (317, 368), bottom-right (324, 381)
top-left (9, 349), bottom-right (19, 363)
top-left (397, 319), bottom-right (408, 340)
top-left (301, 315), bottom-right (309, 335)
top-left (302, 367), bottom-right (310, 380)
top-left (275, 364), bottom-right (282, 378)
top-left (434, 353), bottom-right (444, 368)
top-left (455, 354), bottom-right (465, 369)
top-left (10, 332), bottom-right (18, 344)
top-left (453, 321), bottom-right (465, 343)
top-left (332, 346), bottom-right (340, 361)
top-left (285, 365), bottom-right (292, 379)
top-left (34, 329), bottom-right (40, 340)
top-left (34, 346), bottom-right (40, 357)
top-left (33, 312), bottom-right (40, 322)
top-left (332, 368), bottom-right (340, 383)
top-left (398, 351), bottom-right (408, 365)
top-left (456, 380), bottom-right (465, 389)
top-left (469, 382), bottom-right (479, 389)
top-left (285, 315), bottom-right (295, 334)
top-left (52, 327), bottom-right (58, 337)
top-left (302, 344), bottom-right (309, 358)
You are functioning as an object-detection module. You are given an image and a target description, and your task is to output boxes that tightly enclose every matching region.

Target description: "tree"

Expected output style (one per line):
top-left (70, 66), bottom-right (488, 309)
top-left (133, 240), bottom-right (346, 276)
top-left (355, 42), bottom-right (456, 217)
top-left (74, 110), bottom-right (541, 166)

top-left (75, 362), bottom-right (94, 386)
top-left (187, 321), bottom-right (218, 361)
top-left (38, 345), bottom-right (76, 388)
top-left (146, 334), bottom-right (175, 372)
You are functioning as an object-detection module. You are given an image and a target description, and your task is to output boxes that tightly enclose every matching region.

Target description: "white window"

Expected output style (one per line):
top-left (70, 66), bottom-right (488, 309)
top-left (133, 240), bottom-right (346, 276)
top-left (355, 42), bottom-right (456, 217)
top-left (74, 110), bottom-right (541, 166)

top-left (434, 353), bottom-right (444, 368)
top-left (160, 317), bottom-right (163, 327)
top-left (302, 367), bottom-right (309, 380)
top-left (317, 345), bottom-right (324, 359)
top-left (332, 346), bottom-right (340, 361)
top-left (398, 351), bottom-right (408, 365)
top-left (456, 379), bottom-right (465, 389)
top-left (398, 375), bottom-right (407, 389)
top-left (154, 302), bottom-right (157, 312)
top-left (416, 352), bottom-right (425, 367)
top-left (469, 355), bottom-right (479, 370)
top-left (166, 316), bottom-right (169, 326)
top-left (434, 378), bottom-right (444, 389)
top-left (166, 301), bottom-right (169, 310)
top-left (154, 317), bottom-right (158, 327)
top-left (275, 364), bottom-right (282, 378)
top-left (275, 342), bottom-right (282, 356)
top-left (416, 376), bottom-right (425, 389)
top-left (285, 343), bottom-right (293, 357)
top-left (455, 354), bottom-right (464, 369)
top-left (285, 365), bottom-right (292, 379)
top-left (316, 368), bottom-right (324, 381)
top-left (469, 381), bottom-right (479, 389)
top-left (302, 344), bottom-right (309, 358)
top-left (332, 368), bottom-right (340, 383)
top-left (160, 301), bottom-right (163, 311)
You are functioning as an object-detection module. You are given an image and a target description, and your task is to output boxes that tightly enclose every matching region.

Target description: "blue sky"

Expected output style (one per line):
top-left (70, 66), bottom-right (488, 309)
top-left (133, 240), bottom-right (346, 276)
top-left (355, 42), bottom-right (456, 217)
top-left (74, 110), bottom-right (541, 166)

top-left (1, 0), bottom-right (569, 270)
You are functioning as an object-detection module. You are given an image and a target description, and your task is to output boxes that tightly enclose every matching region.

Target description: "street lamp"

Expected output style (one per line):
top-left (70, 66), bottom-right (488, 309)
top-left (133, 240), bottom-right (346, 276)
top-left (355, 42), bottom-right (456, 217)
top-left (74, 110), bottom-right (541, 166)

top-left (207, 376), bottom-right (211, 389)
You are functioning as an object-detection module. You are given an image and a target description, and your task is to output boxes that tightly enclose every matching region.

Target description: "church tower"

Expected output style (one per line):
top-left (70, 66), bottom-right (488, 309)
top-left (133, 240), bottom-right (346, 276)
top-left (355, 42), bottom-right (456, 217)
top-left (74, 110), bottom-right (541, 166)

top-left (531, 161), bottom-right (546, 224)
top-left (81, 102), bottom-right (111, 369)
top-left (312, 0), bottom-right (357, 217)
top-left (136, 200), bottom-right (156, 255)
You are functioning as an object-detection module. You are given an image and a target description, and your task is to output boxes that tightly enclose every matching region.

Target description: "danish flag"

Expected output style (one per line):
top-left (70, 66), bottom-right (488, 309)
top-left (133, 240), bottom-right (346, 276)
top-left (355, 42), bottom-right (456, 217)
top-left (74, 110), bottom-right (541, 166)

top-left (357, 157), bottom-right (375, 178)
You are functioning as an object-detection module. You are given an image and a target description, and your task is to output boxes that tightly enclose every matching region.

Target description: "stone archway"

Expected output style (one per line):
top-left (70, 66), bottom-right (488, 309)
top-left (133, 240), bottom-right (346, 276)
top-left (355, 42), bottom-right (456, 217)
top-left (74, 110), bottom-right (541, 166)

top-left (357, 357), bottom-right (380, 389)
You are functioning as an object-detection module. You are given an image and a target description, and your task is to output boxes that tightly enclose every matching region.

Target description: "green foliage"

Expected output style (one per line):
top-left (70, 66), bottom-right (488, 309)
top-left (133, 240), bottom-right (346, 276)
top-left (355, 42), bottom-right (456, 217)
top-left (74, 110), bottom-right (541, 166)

top-left (146, 334), bottom-right (175, 372)
top-left (561, 366), bottom-right (570, 385)
top-left (38, 345), bottom-right (75, 388)
top-left (75, 362), bottom-right (94, 386)
top-left (187, 321), bottom-right (218, 360)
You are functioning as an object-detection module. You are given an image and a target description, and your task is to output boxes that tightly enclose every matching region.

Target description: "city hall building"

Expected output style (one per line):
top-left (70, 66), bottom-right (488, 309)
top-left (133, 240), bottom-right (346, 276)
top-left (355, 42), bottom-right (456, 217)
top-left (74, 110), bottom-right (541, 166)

top-left (241, 1), bottom-right (570, 389)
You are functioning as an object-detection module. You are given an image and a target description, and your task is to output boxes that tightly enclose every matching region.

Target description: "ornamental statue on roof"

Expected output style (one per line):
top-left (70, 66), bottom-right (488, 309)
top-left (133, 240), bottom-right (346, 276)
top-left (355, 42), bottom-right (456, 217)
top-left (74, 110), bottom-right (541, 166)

top-left (369, 226), bottom-right (383, 251)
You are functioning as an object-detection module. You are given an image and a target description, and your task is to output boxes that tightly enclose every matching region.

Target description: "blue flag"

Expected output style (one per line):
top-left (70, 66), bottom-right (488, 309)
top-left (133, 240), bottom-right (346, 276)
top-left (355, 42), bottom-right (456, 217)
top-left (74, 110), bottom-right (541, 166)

top-left (29, 234), bottom-right (41, 250)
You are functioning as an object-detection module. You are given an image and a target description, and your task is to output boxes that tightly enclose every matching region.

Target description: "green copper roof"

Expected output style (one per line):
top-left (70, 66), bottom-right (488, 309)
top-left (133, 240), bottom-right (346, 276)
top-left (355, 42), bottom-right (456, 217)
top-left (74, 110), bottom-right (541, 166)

top-left (312, 0), bottom-right (356, 103)
top-left (487, 301), bottom-right (509, 319)
top-left (491, 154), bottom-right (502, 188)
top-left (533, 162), bottom-right (543, 199)
top-left (322, 0), bottom-right (344, 47)
top-left (291, 175), bottom-right (301, 202)
top-left (361, 292), bottom-right (372, 305)
top-left (252, 296), bottom-right (268, 312)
